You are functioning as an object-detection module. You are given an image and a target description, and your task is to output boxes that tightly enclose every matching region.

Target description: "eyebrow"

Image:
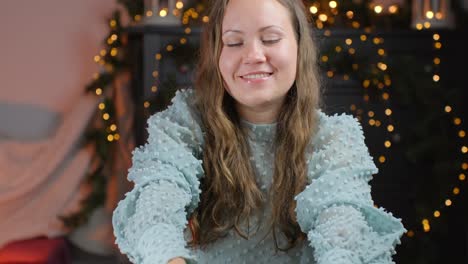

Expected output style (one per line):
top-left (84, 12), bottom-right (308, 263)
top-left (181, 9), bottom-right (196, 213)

top-left (222, 25), bottom-right (284, 35)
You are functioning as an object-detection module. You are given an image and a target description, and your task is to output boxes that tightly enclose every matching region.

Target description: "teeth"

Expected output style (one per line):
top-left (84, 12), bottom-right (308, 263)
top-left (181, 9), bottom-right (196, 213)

top-left (243, 73), bottom-right (271, 79)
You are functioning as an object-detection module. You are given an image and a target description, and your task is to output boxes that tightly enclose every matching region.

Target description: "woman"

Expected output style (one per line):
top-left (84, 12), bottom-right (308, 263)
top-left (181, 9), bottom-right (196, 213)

top-left (112, 0), bottom-right (406, 263)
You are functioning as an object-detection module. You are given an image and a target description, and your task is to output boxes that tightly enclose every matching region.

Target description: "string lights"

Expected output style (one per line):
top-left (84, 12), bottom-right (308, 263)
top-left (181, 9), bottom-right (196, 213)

top-left (404, 30), bottom-right (467, 237)
top-left (307, 1), bottom-right (398, 167)
top-left (61, 11), bottom-right (125, 228)
top-left (304, 0), bottom-right (465, 240)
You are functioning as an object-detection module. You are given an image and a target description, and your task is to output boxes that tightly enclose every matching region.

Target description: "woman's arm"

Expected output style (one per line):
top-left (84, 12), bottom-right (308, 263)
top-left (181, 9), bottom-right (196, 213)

top-left (112, 89), bottom-right (203, 264)
top-left (295, 112), bottom-right (406, 264)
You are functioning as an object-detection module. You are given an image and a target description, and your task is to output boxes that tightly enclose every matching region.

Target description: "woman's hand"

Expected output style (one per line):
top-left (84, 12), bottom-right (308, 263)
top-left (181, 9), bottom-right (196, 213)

top-left (168, 257), bottom-right (187, 264)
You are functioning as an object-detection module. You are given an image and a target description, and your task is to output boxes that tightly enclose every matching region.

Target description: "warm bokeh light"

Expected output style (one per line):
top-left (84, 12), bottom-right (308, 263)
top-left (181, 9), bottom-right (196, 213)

top-left (374, 5), bottom-right (383, 14)
top-left (379, 156), bottom-right (386, 163)
top-left (110, 48), bottom-right (118, 56)
top-left (388, 5), bottom-right (398, 13)
top-left (384, 140), bottom-right (391, 148)
top-left (459, 173), bottom-right (466, 181)
top-left (422, 219), bottom-right (430, 232)
top-left (319, 14), bottom-right (328, 22)
top-left (459, 130), bottom-right (466, 138)
top-left (310, 6), bottom-right (318, 14)
top-left (363, 79), bottom-right (370, 88)
top-left (445, 199), bottom-right (452, 206)
top-left (462, 146), bottom-right (468, 154)
top-left (377, 62), bottom-right (387, 71)
top-left (426, 11), bottom-right (434, 19)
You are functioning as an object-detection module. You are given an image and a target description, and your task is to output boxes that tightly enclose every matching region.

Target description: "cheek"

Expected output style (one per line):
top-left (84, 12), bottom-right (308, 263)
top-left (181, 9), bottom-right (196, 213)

top-left (219, 50), bottom-right (234, 81)
top-left (273, 46), bottom-right (297, 78)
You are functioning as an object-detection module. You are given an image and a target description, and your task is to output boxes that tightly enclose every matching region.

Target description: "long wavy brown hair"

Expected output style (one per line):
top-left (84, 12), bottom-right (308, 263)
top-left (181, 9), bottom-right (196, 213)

top-left (190, 0), bottom-right (321, 251)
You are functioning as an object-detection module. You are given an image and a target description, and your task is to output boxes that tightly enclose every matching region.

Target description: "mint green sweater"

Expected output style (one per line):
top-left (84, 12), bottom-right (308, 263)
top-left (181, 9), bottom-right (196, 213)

top-left (112, 89), bottom-right (406, 264)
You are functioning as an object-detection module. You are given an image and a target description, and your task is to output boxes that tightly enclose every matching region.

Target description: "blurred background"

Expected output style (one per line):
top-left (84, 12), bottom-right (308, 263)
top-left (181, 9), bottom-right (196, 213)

top-left (0, 0), bottom-right (467, 263)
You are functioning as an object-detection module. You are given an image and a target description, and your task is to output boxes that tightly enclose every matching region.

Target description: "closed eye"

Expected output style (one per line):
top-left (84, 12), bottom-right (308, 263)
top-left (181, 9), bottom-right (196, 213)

top-left (226, 42), bottom-right (243, 47)
top-left (262, 39), bottom-right (281, 45)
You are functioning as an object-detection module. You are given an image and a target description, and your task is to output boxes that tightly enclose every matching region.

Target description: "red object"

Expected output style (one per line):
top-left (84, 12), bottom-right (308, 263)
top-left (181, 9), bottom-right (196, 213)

top-left (0, 237), bottom-right (71, 264)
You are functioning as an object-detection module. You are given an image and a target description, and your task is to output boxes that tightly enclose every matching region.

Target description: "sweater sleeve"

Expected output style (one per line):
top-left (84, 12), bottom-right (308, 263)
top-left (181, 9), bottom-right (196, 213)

top-left (112, 89), bottom-right (204, 264)
top-left (295, 111), bottom-right (406, 264)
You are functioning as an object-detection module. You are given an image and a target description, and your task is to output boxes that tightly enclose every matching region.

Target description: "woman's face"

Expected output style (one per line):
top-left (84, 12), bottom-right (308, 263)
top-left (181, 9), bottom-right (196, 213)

top-left (219, 0), bottom-right (298, 123)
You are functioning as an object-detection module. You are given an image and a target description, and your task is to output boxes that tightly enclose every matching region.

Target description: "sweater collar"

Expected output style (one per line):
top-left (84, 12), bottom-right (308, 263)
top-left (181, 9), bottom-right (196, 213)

top-left (240, 119), bottom-right (277, 143)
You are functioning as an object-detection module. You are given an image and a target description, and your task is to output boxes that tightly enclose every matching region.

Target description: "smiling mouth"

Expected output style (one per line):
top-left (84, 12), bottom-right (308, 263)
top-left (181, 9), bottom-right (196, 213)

top-left (240, 72), bottom-right (273, 79)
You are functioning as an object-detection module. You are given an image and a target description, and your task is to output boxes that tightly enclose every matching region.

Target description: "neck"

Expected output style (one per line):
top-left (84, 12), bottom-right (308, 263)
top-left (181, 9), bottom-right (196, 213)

top-left (236, 103), bottom-right (281, 124)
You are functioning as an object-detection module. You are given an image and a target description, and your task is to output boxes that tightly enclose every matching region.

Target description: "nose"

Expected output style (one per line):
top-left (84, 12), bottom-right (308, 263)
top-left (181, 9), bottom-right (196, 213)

top-left (242, 40), bottom-right (266, 64)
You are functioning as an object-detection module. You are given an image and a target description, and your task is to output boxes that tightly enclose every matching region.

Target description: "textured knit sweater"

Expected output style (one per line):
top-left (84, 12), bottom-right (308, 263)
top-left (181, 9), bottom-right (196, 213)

top-left (112, 89), bottom-right (406, 264)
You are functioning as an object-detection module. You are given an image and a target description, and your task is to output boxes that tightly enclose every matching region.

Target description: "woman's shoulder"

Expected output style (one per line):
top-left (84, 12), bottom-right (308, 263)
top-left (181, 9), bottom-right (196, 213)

top-left (160, 88), bottom-right (197, 114)
top-left (312, 109), bottom-right (365, 147)
top-left (144, 88), bottom-right (204, 151)
top-left (306, 109), bottom-right (377, 181)
top-left (147, 88), bottom-right (200, 126)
